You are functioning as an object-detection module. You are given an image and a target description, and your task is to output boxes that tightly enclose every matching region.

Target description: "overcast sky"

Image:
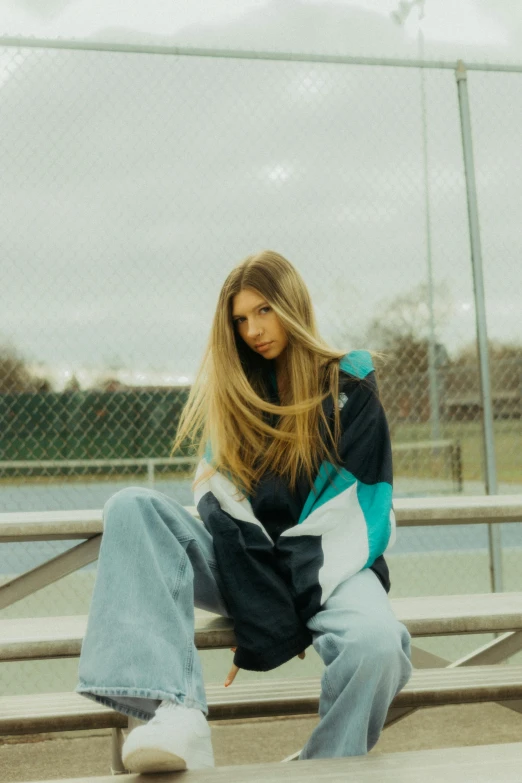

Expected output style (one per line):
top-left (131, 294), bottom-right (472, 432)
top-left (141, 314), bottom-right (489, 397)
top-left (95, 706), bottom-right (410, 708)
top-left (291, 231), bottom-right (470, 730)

top-left (2, 0), bottom-right (521, 60)
top-left (1, 1), bottom-right (521, 387)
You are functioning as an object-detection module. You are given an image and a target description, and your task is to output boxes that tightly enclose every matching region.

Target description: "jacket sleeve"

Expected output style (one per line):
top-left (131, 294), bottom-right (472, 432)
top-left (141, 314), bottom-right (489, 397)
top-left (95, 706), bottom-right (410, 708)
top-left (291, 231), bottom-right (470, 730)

top-left (335, 358), bottom-right (395, 564)
top-left (274, 350), bottom-right (395, 622)
top-left (194, 464), bottom-right (312, 672)
top-left (336, 357), bottom-right (393, 489)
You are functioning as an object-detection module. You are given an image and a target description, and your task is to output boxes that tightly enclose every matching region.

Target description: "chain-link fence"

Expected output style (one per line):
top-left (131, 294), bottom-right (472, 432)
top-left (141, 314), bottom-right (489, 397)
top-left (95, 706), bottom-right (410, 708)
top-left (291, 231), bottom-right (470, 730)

top-left (1, 40), bottom-right (522, 692)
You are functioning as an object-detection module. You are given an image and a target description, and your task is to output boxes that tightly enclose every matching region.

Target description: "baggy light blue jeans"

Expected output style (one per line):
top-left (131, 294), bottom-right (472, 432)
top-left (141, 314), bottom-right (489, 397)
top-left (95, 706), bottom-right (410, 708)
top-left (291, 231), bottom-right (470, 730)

top-left (76, 486), bottom-right (412, 759)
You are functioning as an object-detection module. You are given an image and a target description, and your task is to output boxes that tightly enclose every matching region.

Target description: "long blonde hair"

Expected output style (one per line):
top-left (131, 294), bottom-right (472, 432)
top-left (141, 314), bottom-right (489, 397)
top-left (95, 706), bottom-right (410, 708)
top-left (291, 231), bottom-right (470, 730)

top-left (171, 250), bottom-right (350, 497)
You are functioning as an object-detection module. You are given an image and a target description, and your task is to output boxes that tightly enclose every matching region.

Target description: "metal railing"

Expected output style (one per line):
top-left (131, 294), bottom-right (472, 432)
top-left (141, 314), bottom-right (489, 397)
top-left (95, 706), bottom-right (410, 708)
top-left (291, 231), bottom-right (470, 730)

top-left (0, 457), bottom-right (197, 486)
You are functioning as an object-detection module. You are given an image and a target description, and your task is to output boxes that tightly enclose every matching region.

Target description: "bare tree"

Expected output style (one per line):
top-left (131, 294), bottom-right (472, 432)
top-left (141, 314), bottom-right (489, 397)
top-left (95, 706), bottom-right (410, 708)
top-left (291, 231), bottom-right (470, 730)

top-left (0, 343), bottom-right (53, 393)
top-left (366, 282), bottom-right (452, 348)
top-left (352, 283), bottom-right (452, 427)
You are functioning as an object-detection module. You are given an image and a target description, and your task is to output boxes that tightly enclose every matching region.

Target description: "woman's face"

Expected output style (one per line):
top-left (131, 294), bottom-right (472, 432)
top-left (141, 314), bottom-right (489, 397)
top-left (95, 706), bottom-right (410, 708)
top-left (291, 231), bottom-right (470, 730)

top-left (231, 288), bottom-right (289, 361)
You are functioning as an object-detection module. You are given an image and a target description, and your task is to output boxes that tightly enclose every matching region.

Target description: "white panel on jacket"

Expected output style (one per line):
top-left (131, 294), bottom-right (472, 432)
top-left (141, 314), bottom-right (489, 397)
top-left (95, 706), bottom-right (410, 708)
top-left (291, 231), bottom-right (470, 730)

top-left (193, 458), bottom-right (272, 539)
top-left (280, 482), bottom-right (369, 606)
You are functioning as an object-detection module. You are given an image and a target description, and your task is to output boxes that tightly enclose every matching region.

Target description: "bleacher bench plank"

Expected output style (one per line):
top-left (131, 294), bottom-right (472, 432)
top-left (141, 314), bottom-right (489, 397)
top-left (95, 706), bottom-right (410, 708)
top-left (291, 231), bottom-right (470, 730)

top-left (393, 592), bottom-right (522, 636)
top-left (0, 613), bottom-right (231, 661)
top-left (14, 742), bottom-right (522, 782)
top-left (1, 494), bottom-right (521, 541)
top-left (2, 593), bottom-right (522, 662)
top-left (4, 665), bottom-right (522, 734)
top-left (0, 510), bottom-right (104, 541)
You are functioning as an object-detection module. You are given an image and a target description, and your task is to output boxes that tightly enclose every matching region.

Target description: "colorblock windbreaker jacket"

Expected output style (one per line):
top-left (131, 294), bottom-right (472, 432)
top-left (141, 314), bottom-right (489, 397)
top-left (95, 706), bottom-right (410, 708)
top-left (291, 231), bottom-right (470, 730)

top-left (193, 350), bottom-right (395, 672)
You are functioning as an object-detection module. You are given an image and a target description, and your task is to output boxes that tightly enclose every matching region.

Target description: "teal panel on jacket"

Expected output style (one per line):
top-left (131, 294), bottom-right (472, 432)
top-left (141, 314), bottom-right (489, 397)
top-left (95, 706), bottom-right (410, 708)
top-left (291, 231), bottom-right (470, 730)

top-left (339, 350), bottom-right (374, 379)
top-left (298, 462), bottom-right (356, 523)
top-left (298, 461), bottom-right (392, 563)
top-left (204, 440), bottom-right (214, 465)
top-left (357, 480), bottom-right (393, 567)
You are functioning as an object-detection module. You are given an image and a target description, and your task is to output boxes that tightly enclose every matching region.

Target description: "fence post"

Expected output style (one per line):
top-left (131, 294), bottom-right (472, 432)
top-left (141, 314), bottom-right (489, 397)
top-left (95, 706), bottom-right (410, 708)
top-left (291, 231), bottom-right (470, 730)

top-left (455, 59), bottom-right (502, 592)
top-left (417, 22), bottom-right (441, 443)
top-left (450, 440), bottom-right (463, 494)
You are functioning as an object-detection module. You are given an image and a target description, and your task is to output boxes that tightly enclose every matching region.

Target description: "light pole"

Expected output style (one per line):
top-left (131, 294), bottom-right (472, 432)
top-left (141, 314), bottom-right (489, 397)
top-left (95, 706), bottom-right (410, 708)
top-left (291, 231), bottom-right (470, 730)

top-left (392, 0), bottom-right (441, 442)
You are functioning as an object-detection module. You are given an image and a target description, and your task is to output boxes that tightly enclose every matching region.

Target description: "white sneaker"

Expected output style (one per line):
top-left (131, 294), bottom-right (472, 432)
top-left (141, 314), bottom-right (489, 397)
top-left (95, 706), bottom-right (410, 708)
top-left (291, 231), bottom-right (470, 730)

top-left (122, 700), bottom-right (215, 773)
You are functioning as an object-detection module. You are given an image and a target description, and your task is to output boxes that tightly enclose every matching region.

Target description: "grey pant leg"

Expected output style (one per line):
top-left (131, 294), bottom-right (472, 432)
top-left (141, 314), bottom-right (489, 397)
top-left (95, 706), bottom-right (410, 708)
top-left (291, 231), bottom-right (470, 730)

top-left (300, 569), bottom-right (412, 759)
top-left (77, 486), bottom-right (229, 721)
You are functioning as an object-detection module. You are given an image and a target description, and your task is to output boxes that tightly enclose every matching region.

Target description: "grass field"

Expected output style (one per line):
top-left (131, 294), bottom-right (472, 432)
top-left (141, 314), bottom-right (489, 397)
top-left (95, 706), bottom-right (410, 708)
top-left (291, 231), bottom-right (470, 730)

top-left (1, 421), bottom-right (520, 489)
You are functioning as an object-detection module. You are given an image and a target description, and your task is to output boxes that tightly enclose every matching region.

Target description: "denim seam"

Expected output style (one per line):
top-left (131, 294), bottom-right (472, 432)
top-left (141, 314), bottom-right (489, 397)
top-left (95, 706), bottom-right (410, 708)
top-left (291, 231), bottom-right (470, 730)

top-left (165, 552), bottom-right (196, 704)
top-left (184, 535), bottom-right (218, 570)
top-left (170, 549), bottom-right (188, 602)
top-left (184, 636), bottom-right (195, 701)
top-left (322, 634), bottom-right (340, 702)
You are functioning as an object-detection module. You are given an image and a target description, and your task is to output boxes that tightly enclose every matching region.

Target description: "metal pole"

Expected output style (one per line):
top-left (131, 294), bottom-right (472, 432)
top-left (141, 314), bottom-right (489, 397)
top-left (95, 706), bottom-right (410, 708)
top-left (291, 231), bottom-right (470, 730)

top-left (417, 14), bottom-right (441, 441)
top-left (455, 60), bottom-right (502, 592)
top-left (391, 1), bottom-right (440, 440)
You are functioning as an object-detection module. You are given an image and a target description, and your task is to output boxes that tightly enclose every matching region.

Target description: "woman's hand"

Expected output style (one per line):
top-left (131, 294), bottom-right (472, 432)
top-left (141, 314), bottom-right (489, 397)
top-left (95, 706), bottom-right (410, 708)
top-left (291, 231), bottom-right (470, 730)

top-left (224, 647), bottom-right (306, 687)
top-left (224, 650), bottom-right (239, 687)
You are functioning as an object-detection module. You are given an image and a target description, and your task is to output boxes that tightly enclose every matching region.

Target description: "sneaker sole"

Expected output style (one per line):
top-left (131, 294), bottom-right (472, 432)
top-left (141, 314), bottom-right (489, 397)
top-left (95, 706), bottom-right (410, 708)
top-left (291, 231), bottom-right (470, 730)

top-left (123, 747), bottom-right (187, 773)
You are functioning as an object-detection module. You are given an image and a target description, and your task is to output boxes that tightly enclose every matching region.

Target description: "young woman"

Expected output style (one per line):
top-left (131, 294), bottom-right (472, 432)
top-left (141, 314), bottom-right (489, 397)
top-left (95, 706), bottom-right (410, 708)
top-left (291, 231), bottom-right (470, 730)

top-left (77, 250), bottom-right (412, 773)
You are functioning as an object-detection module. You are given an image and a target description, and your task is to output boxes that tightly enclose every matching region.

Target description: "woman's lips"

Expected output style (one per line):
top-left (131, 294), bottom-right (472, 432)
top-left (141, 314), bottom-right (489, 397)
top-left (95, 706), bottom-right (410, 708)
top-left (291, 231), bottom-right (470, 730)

top-left (256, 342), bottom-right (273, 352)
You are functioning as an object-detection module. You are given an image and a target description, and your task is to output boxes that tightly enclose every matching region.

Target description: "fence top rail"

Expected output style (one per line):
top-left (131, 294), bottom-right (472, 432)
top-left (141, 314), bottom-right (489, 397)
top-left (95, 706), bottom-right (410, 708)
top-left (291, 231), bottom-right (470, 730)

top-left (0, 458), bottom-right (197, 469)
top-left (2, 36), bottom-right (522, 75)
top-left (0, 495), bottom-right (521, 541)
top-left (0, 442), bottom-right (455, 469)
top-left (392, 439), bottom-right (456, 451)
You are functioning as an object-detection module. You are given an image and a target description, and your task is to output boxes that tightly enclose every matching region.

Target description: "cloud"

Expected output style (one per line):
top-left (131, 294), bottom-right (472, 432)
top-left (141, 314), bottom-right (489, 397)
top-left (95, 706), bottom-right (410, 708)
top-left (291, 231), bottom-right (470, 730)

top-left (11, 0), bottom-right (74, 20)
top-left (2, 0), bottom-right (519, 61)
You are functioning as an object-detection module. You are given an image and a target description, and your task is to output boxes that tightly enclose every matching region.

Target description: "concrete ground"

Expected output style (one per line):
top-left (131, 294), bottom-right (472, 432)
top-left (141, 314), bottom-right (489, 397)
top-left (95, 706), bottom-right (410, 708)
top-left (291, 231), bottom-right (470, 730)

top-left (2, 703), bottom-right (522, 783)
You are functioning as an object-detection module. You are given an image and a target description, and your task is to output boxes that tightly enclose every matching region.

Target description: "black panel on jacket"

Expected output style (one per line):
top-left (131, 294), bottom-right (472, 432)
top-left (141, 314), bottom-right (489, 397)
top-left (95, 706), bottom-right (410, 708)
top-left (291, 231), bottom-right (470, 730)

top-left (249, 468), bottom-right (310, 540)
top-left (197, 491), bottom-right (312, 671)
top-left (336, 372), bottom-right (393, 486)
top-left (369, 555), bottom-right (390, 592)
top-left (275, 533), bottom-right (324, 622)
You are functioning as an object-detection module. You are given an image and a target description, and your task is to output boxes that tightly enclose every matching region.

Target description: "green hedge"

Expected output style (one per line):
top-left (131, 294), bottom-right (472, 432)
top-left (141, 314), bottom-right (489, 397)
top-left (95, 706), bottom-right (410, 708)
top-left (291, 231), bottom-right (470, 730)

top-left (0, 389), bottom-right (191, 465)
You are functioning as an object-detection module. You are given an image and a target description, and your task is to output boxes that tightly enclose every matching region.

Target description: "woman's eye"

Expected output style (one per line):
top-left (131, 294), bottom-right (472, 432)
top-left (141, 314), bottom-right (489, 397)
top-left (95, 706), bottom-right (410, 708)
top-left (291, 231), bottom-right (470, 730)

top-left (233, 307), bottom-right (270, 326)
